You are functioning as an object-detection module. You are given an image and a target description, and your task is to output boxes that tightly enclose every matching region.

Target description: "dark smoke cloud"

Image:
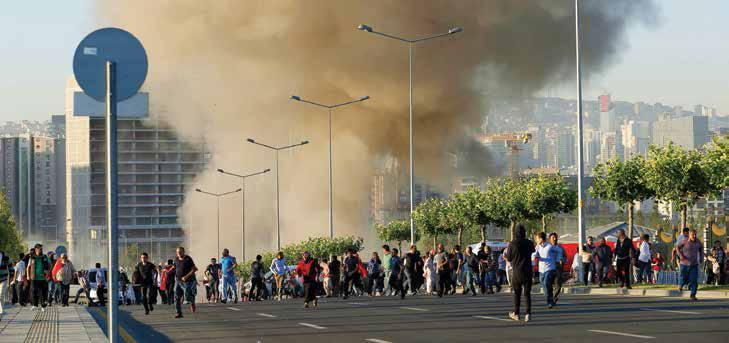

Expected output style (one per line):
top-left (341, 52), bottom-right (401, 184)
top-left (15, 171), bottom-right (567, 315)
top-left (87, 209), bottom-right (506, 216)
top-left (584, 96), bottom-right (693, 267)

top-left (96, 0), bottom-right (658, 258)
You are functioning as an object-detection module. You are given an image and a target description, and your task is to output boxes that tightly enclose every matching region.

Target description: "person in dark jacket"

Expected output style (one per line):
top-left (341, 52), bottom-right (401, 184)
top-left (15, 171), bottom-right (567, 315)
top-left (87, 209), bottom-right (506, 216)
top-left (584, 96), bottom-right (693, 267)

top-left (248, 255), bottom-right (265, 301)
top-left (135, 252), bottom-right (156, 314)
top-left (504, 224), bottom-right (535, 322)
top-left (614, 229), bottom-right (634, 289)
top-left (296, 251), bottom-right (319, 308)
top-left (342, 249), bottom-right (361, 300)
top-left (594, 237), bottom-right (613, 287)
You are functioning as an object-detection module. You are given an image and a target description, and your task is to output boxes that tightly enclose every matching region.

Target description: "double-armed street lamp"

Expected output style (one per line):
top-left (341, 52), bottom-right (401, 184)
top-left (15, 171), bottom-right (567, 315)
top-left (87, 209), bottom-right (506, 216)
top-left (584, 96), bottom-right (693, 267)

top-left (290, 95), bottom-right (370, 239)
top-left (357, 24), bottom-right (462, 244)
top-left (246, 138), bottom-right (309, 250)
top-left (217, 168), bottom-right (270, 260)
top-left (195, 188), bottom-right (242, 257)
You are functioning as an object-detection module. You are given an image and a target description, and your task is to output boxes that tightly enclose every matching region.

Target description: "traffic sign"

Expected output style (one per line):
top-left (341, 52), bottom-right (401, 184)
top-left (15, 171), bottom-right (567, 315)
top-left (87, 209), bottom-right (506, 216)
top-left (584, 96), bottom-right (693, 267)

top-left (73, 27), bottom-right (148, 101)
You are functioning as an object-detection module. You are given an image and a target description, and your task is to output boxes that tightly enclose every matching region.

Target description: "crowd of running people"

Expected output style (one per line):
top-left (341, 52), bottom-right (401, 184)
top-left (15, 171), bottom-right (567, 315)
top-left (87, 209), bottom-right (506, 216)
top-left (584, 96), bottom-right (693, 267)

top-left (0, 223), bottom-right (711, 322)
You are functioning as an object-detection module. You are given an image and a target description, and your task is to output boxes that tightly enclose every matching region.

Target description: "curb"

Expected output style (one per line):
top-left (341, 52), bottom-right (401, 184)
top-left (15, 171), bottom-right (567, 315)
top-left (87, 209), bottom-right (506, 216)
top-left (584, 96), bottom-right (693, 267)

top-left (497, 286), bottom-right (729, 299)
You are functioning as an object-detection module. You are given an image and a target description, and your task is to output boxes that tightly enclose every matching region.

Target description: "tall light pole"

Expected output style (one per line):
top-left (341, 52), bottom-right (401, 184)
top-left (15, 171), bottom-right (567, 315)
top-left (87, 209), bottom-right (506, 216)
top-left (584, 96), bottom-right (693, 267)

top-left (195, 188), bottom-right (242, 257)
top-left (575, 0), bottom-right (586, 249)
top-left (247, 138), bottom-right (309, 250)
top-left (217, 168), bottom-right (270, 260)
top-left (290, 95), bottom-right (370, 238)
top-left (358, 24), bottom-right (462, 245)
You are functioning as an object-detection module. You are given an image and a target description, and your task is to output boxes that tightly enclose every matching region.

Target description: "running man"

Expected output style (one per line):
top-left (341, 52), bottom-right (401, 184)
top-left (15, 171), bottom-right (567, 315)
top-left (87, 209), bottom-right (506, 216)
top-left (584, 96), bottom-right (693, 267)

top-left (248, 255), bottom-right (265, 301)
top-left (205, 258), bottom-right (221, 303)
top-left (135, 252), bottom-right (156, 315)
top-left (533, 232), bottom-right (556, 309)
top-left (549, 233), bottom-right (566, 303)
top-left (296, 251), bottom-right (318, 308)
top-left (676, 229), bottom-right (704, 301)
top-left (505, 224), bottom-right (535, 322)
top-left (219, 249), bottom-right (238, 303)
top-left (342, 249), bottom-right (362, 299)
top-left (173, 247), bottom-right (198, 319)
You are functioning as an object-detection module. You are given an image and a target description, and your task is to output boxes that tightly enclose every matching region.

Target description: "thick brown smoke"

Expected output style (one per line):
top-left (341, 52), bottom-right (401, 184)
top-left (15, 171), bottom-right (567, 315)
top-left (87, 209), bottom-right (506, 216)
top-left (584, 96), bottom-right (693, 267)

top-left (96, 0), bottom-right (658, 259)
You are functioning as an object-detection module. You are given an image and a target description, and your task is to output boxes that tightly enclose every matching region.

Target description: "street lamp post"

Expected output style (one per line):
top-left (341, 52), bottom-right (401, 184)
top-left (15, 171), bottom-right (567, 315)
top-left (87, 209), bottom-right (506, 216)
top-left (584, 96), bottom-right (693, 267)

top-left (217, 168), bottom-right (270, 260)
top-left (247, 138), bottom-right (309, 251)
top-left (290, 95), bottom-right (369, 238)
top-left (574, 0), bottom-right (586, 249)
top-left (195, 188), bottom-right (242, 257)
top-left (357, 24), bottom-right (462, 245)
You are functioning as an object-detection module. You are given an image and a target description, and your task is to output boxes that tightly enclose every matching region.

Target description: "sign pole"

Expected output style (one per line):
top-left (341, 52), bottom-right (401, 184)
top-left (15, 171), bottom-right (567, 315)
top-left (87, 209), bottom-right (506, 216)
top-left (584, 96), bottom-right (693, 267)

top-left (105, 60), bottom-right (119, 343)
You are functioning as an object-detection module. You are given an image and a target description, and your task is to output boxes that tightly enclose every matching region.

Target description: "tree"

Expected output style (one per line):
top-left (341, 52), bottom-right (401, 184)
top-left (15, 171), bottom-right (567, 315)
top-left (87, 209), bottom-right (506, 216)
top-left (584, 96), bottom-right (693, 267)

top-left (483, 178), bottom-right (532, 240)
top-left (645, 143), bottom-right (716, 229)
top-left (590, 156), bottom-right (654, 238)
top-left (0, 189), bottom-right (25, 258)
top-left (444, 189), bottom-right (480, 247)
top-left (703, 135), bottom-right (729, 191)
top-left (376, 219), bottom-right (419, 251)
top-left (237, 236), bottom-right (364, 281)
top-left (413, 198), bottom-right (453, 250)
top-left (526, 174), bottom-right (577, 233)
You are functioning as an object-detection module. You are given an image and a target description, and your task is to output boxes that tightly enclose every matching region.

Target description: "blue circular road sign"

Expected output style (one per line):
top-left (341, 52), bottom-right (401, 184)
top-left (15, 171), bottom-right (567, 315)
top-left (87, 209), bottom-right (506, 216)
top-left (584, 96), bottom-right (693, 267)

top-left (73, 27), bottom-right (148, 102)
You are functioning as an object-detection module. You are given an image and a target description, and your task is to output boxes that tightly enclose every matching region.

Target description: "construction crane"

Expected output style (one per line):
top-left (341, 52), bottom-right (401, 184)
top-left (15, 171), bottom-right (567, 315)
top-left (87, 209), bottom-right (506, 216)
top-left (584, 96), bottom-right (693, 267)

top-left (476, 133), bottom-right (532, 178)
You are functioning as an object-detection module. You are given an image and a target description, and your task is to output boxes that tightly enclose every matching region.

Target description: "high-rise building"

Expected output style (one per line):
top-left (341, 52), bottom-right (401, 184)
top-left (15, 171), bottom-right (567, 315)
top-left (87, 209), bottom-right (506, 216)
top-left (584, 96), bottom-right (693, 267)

top-left (599, 94), bottom-right (616, 134)
top-left (555, 130), bottom-right (575, 169)
top-left (65, 77), bottom-right (207, 267)
top-left (652, 115), bottom-right (710, 150)
top-left (0, 135), bottom-right (65, 246)
top-left (584, 129), bottom-right (601, 171)
top-left (600, 132), bottom-right (623, 162)
top-left (694, 104), bottom-right (718, 118)
top-left (621, 120), bottom-right (650, 158)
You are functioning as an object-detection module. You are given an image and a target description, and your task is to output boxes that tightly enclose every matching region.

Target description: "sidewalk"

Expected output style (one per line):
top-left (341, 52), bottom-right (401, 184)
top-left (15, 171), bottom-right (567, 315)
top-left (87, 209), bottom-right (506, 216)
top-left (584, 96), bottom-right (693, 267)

top-left (0, 305), bottom-right (106, 343)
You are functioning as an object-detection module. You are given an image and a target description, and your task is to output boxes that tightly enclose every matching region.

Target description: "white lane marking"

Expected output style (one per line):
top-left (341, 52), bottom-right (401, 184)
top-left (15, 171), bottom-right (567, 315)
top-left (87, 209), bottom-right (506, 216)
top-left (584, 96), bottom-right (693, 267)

top-left (298, 322), bottom-right (327, 330)
top-left (400, 306), bottom-right (428, 312)
top-left (348, 302), bottom-right (368, 305)
top-left (641, 308), bottom-right (701, 315)
top-left (588, 330), bottom-right (655, 339)
top-left (473, 315), bottom-right (513, 322)
top-left (256, 313), bottom-right (277, 318)
top-left (365, 339), bottom-right (393, 343)
top-left (226, 307), bottom-right (240, 311)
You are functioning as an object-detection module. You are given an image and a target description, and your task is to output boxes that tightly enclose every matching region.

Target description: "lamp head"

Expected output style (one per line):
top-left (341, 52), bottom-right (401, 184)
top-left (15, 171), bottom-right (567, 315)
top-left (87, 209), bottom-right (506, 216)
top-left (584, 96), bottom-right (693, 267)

top-left (264, 168), bottom-right (271, 173)
top-left (246, 138), bottom-right (255, 143)
top-left (448, 27), bottom-right (463, 34)
top-left (360, 96), bottom-right (370, 101)
top-left (358, 24), bottom-right (373, 32)
top-left (236, 188), bottom-right (242, 192)
top-left (195, 188), bottom-right (202, 192)
top-left (290, 95), bottom-right (301, 101)
top-left (216, 168), bottom-right (224, 173)
top-left (302, 140), bottom-right (310, 145)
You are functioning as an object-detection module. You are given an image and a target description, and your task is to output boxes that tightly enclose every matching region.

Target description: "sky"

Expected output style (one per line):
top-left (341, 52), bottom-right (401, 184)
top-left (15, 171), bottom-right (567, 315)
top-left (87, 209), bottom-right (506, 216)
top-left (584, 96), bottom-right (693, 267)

top-left (1, 1), bottom-right (728, 122)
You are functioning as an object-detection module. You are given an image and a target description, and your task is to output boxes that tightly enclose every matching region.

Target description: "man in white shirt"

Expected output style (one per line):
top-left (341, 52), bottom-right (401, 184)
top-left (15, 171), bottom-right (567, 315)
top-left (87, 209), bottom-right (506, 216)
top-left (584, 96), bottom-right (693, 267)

top-left (532, 232), bottom-right (557, 308)
top-left (12, 253), bottom-right (27, 306)
top-left (637, 234), bottom-right (652, 284)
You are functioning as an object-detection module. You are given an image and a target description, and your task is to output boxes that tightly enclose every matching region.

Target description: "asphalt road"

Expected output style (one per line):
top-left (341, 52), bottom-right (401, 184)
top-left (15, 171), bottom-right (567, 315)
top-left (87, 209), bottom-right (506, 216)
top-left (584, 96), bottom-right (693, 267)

top-left (96, 292), bottom-right (729, 343)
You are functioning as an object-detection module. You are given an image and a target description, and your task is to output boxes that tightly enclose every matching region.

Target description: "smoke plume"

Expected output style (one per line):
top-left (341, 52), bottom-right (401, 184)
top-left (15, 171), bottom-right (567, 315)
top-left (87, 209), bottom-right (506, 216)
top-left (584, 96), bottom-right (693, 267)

top-left (96, 0), bottom-right (658, 259)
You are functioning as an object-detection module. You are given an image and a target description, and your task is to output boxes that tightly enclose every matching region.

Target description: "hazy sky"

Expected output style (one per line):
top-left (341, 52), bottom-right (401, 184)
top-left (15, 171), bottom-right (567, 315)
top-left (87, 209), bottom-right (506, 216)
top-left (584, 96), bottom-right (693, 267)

top-left (1, 1), bottom-right (728, 122)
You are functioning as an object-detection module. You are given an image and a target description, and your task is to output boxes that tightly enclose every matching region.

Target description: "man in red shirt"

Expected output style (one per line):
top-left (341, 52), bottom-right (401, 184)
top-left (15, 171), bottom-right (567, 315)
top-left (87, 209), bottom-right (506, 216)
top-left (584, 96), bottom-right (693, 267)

top-left (296, 251), bottom-right (319, 308)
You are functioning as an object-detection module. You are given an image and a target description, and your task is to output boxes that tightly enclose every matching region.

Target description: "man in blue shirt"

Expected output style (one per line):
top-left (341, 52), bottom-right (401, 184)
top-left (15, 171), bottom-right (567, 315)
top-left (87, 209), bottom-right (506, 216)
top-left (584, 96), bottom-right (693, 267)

top-left (219, 249), bottom-right (238, 303)
top-left (549, 233), bottom-right (567, 304)
top-left (533, 232), bottom-right (557, 308)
